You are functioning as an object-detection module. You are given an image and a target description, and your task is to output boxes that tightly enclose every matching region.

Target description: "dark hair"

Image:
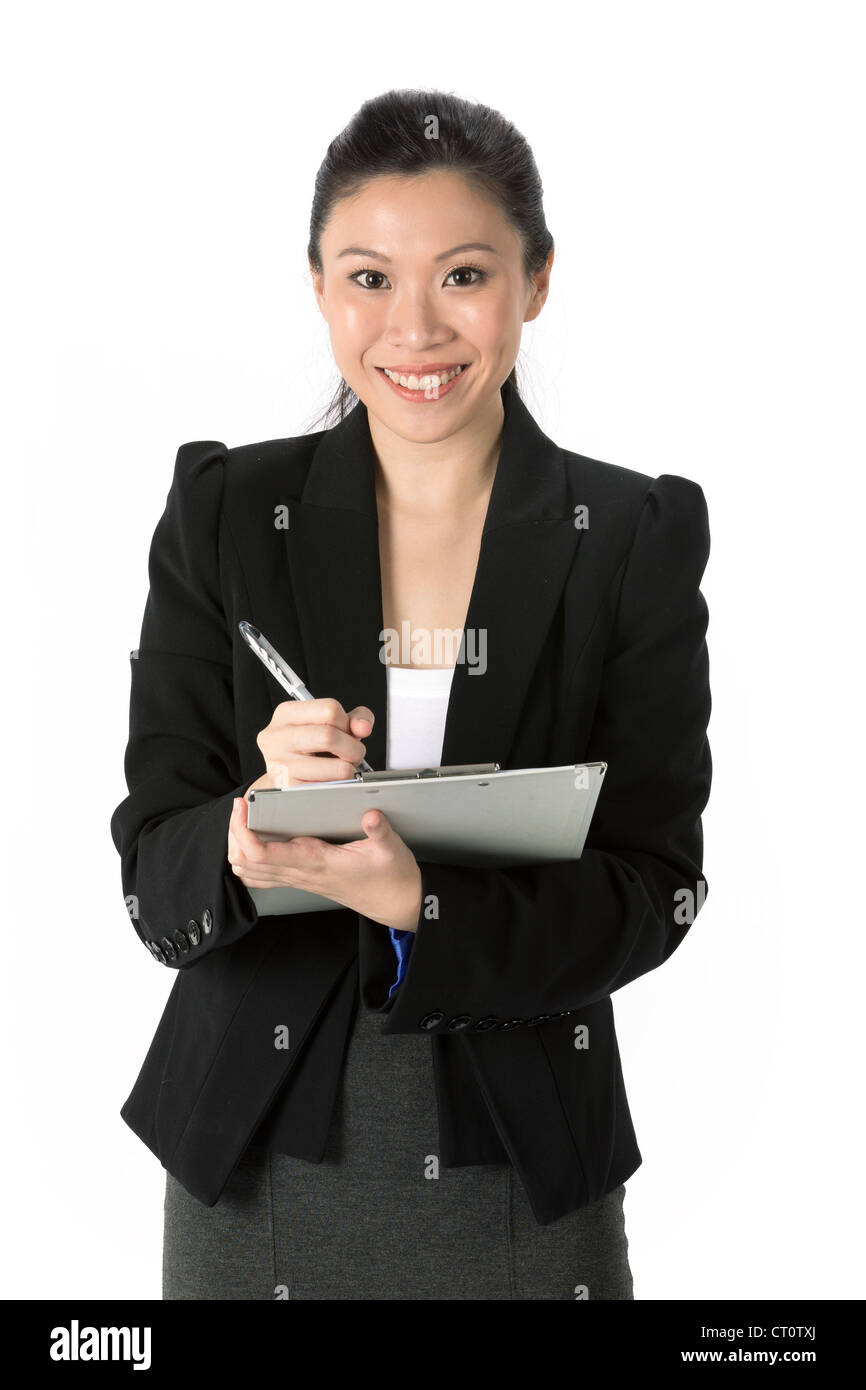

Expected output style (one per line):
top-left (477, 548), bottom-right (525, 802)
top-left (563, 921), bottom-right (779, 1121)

top-left (303, 88), bottom-right (554, 432)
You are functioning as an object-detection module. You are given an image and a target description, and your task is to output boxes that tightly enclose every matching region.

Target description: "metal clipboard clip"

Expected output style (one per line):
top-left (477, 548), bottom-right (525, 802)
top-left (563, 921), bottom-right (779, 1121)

top-left (354, 762), bottom-right (501, 783)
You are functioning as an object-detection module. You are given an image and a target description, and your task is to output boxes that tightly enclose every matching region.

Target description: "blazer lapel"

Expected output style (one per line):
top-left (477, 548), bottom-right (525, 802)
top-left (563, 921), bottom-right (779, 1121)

top-left (282, 378), bottom-right (581, 773)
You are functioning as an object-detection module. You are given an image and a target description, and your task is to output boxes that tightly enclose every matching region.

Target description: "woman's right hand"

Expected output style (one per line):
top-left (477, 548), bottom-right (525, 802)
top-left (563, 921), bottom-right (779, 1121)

top-left (243, 699), bottom-right (374, 796)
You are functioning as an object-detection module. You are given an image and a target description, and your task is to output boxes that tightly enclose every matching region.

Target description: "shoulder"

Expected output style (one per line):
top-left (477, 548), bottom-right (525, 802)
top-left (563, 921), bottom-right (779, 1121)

top-left (558, 443), bottom-right (709, 554)
top-left (170, 431), bottom-right (321, 502)
top-left (224, 431), bottom-right (322, 506)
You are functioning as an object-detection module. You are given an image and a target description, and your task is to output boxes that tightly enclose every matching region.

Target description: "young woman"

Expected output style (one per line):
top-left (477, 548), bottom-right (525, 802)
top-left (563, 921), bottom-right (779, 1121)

top-left (111, 88), bottom-right (711, 1300)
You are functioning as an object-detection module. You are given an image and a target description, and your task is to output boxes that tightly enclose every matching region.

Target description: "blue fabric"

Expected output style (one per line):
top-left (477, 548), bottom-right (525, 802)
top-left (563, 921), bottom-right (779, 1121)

top-left (387, 929), bottom-right (416, 997)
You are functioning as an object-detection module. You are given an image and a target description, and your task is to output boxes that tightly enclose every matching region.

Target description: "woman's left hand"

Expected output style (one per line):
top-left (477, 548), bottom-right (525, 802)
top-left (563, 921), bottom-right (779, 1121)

top-left (227, 796), bottom-right (423, 932)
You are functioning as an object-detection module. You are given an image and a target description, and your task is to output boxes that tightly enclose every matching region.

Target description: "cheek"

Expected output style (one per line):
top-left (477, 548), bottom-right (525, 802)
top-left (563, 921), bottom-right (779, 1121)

top-left (459, 296), bottom-right (519, 352)
top-left (330, 295), bottom-right (382, 345)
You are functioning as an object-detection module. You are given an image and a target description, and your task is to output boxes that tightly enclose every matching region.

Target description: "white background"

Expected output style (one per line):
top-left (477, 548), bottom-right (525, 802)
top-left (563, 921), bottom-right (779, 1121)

top-left (1, 0), bottom-right (863, 1300)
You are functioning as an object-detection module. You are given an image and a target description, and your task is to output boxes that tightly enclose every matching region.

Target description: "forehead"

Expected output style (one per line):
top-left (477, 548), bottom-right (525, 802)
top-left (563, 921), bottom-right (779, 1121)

top-left (321, 172), bottom-right (515, 255)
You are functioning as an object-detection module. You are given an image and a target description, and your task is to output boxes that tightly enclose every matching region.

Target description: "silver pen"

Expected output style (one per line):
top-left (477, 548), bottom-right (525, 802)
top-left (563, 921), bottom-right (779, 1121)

top-left (238, 620), bottom-right (374, 775)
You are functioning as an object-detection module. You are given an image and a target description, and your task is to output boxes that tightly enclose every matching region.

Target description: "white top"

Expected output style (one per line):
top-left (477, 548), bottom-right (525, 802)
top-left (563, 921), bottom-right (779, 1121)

top-left (385, 664), bottom-right (455, 770)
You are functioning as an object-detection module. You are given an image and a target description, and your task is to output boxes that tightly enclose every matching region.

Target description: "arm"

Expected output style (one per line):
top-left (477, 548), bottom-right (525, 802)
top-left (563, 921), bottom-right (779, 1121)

top-left (110, 440), bottom-right (260, 969)
top-left (373, 473), bottom-right (712, 1032)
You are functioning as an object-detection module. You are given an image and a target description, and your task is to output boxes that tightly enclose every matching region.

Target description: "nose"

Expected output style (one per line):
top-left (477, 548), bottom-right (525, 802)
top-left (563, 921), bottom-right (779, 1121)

top-left (382, 283), bottom-right (452, 348)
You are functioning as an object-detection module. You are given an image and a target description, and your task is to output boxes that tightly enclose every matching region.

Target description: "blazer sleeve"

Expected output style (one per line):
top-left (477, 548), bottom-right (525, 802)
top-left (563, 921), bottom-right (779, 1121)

top-left (109, 440), bottom-right (260, 970)
top-left (376, 472), bottom-right (712, 1031)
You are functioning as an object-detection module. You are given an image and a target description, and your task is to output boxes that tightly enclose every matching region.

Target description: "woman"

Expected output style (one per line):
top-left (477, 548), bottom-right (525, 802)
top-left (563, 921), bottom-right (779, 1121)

top-left (111, 88), bottom-right (711, 1300)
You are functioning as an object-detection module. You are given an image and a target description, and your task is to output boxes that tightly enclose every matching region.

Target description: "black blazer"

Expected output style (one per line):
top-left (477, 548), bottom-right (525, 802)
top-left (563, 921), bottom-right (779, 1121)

top-left (110, 377), bottom-right (711, 1226)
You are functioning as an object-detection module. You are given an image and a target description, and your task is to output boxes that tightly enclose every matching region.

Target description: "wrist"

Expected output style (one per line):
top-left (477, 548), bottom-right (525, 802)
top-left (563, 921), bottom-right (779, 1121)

top-left (391, 869), bottom-right (422, 933)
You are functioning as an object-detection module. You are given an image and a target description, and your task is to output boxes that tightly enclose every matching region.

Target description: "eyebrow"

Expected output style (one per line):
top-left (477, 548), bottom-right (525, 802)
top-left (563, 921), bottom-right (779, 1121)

top-left (335, 242), bottom-right (500, 264)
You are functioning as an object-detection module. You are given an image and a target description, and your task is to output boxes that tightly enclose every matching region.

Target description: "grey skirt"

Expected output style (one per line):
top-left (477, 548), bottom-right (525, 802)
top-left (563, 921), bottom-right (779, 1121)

top-left (163, 994), bottom-right (634, 1301)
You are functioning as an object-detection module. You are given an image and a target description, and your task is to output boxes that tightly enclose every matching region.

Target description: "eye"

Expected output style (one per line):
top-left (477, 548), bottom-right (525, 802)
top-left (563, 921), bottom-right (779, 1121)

top-left (347, 263), bottom-right (488, 291)
top-left (444, 264), bottom-right (487, 287)
top-left (349, 268), bottom-right (391, 291)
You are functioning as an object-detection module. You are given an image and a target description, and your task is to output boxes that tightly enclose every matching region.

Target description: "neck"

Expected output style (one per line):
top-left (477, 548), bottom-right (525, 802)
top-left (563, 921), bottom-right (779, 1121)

top-left (367, 389), bottom-right (505, 521)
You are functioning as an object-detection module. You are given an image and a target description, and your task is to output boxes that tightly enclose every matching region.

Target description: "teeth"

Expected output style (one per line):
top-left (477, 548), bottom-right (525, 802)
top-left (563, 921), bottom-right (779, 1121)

top-left (382, 365), bottom-right (465, 389)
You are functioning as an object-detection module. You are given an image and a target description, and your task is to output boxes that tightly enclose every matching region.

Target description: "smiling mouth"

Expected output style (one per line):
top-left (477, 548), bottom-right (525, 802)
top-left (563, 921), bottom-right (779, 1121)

top-left (376, 364), bottom-right (469, 389)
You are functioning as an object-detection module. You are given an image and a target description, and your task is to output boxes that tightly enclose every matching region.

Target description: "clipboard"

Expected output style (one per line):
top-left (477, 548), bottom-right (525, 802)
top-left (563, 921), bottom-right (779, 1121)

top-left (244, 761), bottom-right (607, 916)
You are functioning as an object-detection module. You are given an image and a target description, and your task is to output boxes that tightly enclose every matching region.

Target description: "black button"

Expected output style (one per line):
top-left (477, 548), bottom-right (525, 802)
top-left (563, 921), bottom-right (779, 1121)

top-left (186, 918), bottom-right (201, 945)
top-left (201, 907), bottom-right (213, 935)
top-left (161, 936), bottom-right (177, 962)
top-left (526, 1015), bottom-right (550, 1027)
top-left (473, 1016), bottom-right (499, 1032)
top-left (151, 943), bottom-right (167, 964)
top-left (498, 1018), bottom-right (524, 1030)
top-left (173, 928), bottom-right (190, 954)
top-left (419, 1011), bottom-right (444, 1031)
top-left (447, 1015), bottom-right (473, 1031)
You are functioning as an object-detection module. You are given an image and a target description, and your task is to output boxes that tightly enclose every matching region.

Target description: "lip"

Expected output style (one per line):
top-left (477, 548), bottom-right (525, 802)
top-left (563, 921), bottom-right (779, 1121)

top-left (375, 362), bottom-right (471, 403)
top-left (377, 363), bottom-right (467, 374)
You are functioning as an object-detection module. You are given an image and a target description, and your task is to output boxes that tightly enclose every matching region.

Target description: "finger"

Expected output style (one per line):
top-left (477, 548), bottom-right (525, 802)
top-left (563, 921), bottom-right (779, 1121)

top-left (230, 851), bottom-right (301, 882)
top-left (298, 722), bottom-right (368, 762)
top-left (347, 706), bottom-right (375, 735)
top-left (232, 866), bottom-right (289, 886)
top-left (266, 753), bottom-right (361, 786)
top-left (268, 701), bottom-right (369, 764)
top-left (232, 854), bottom-right (292, 875)
top-left (361, 808), bottom-right (388, 836)
top-left (229, 797), bottom-right (270, 861)
top-left (231, 837), bottom-right (335, 884)
top-left (270, 697), bottom-right (351, 733)
top-left (229, 825), bottom-right (333, 873)
top-left (266, 726), bottom-right (367, 768)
